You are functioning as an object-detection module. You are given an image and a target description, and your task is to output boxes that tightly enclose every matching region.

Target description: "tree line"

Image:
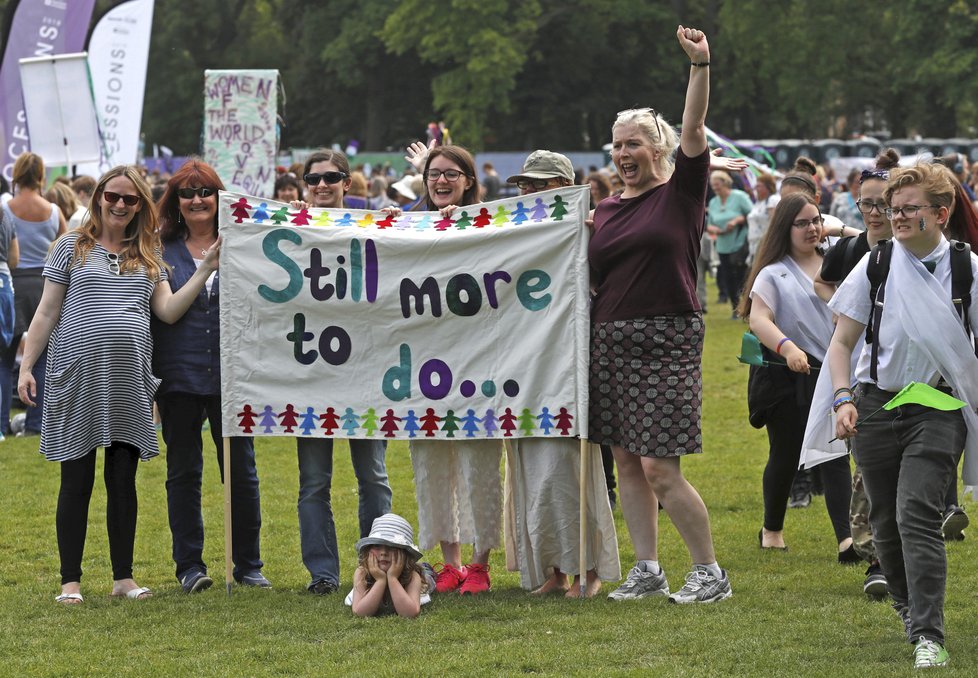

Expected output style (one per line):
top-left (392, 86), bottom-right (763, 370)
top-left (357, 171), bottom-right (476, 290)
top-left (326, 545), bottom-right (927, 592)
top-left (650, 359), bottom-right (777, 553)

top-left (2, 0), bottom-right (977, 155)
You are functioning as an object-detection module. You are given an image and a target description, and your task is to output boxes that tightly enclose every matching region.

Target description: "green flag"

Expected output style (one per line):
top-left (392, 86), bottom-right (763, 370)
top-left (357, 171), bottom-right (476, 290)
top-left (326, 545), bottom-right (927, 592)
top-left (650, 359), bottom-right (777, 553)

top-left (737, 332), bottom-right (765, 367)
top-left (882, 382), bottom-right (967, 411)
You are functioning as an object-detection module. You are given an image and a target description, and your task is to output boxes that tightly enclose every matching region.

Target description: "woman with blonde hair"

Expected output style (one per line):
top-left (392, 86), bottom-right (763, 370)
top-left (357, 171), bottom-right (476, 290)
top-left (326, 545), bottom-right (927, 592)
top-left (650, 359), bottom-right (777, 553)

top-left (18, 165), bottom-right (219, 604)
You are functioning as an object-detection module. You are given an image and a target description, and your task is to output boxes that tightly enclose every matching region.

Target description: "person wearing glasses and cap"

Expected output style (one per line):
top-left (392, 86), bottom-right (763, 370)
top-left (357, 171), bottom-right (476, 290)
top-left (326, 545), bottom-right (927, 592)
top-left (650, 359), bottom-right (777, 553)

top-left (18, 165), bottom-right (220, 605)
top-left (152, 158), bottom-right (270, 593)
top-left (289, 149), bottom-right (393, 596)
top-left (502, 151), bottom-right (621, 597)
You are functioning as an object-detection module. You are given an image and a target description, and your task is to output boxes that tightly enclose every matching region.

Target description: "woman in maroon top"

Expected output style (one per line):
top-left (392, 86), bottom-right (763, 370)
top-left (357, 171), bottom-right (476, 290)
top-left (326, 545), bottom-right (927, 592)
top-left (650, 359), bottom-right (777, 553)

top-left (589, 26), bottom-right (729, 604)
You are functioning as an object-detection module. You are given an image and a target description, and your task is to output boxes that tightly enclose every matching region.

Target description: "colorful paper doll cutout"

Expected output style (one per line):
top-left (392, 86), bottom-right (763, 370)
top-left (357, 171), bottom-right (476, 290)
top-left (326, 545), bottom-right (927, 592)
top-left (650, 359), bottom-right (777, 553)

top-left (319, 406), bottom-right (340, 435)
top-left (278, 404), bottom-right (299, 433)
top-left (259, 405), bottom-right (277, 433)
top-left (549, 195), bottom-right (568, 221)
top-left (473, 207), bottom-right (492, 228)
top-left (237, 404), bottom-right (256, 433)
top-left (299, 407), bottom-right (318, 435)
top-left (419, 408), bottom-right (441, 437)
top-left (499, 407), bottom-right (518, 437)
top-left (492, 205), bottom-right (509, 227)
top-left (380, 409), bottom-right (402, 438)
top-left (291, 208), bottom-right (311, 226)
top-left (511, 202), bottom-right (530, 225)
top-left (536, 407), bottom-right (555, 435)
top-left (460, 409), bottom-right (482, 438)
top-left (517, 408), bottom-right (536, 436)
top-left (341, 407), bottom-right (360, 436)
top-left (231, 197), bottom-right (252, 223)
top-left (441, 410), bottom-right (460, 438)
top-left (313, 210), bottom-right (333, 227)
top-left (252, 202), bottom-right (270, 223)
top-left (403, 409), bottom-right (420, 438)
top-left (555, 407), bottom-right (574, 435)
top-left (362, 407), bottom-right (379, 436)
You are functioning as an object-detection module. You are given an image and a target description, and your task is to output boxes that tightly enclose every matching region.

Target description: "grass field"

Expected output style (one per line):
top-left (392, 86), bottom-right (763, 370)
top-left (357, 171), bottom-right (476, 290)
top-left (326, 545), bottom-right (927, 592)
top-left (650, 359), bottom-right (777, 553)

top-left (1, 298), bottom-right (976, 676)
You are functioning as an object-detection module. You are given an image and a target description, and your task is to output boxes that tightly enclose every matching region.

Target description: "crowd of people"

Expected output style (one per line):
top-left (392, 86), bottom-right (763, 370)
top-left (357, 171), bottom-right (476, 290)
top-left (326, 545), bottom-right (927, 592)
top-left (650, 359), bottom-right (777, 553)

top-left (2, 23), bottom-right (977, 669)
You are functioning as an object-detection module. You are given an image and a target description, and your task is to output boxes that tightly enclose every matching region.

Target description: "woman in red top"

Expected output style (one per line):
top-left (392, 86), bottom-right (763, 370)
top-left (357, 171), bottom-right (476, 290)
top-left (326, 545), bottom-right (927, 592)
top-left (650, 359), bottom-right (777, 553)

top-left (589, 26), bottom-right (729, 604)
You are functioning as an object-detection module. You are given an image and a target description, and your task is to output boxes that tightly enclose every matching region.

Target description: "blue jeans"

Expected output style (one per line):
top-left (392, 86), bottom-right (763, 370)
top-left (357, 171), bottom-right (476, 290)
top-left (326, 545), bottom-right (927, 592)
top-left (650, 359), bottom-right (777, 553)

top-left (159, 393), bottom-right (263, 582)
top-left (1, 342), bottom-right (45, 434)
top-left (853, 384), bottom-right (965, 645)
top-left (296, 438), bottom-right (391, 587)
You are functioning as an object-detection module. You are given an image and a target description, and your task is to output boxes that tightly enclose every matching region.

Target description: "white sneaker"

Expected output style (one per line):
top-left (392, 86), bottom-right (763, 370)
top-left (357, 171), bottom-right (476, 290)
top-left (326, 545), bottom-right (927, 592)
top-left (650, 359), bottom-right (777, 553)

top-left (607, 565), bottom-right (669, 601)
top-left (668, 566), bottom-right (732, 604)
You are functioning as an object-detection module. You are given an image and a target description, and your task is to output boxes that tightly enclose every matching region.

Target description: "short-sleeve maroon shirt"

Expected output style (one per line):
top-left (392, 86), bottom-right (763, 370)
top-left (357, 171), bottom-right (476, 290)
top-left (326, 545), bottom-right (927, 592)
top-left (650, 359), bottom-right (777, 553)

top-left (588, 148), bottom-right (710, 322)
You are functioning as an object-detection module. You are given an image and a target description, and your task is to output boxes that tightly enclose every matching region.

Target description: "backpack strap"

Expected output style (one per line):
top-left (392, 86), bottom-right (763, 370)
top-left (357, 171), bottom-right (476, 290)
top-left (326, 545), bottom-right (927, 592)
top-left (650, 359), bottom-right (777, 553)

top-left (866, 240), bottom-right (892, 383)
top-left (839, 234), bottom-right (864, 280)
top-left (950, 239), bottom-right (973, 340)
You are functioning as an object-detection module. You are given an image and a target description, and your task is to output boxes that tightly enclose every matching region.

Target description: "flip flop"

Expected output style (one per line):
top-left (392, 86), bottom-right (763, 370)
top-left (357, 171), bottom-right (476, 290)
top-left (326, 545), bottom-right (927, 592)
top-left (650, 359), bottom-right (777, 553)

top-left (55, 592), bottom-right (84, 604)
top-left (111, 587), bottom-right (152, 600)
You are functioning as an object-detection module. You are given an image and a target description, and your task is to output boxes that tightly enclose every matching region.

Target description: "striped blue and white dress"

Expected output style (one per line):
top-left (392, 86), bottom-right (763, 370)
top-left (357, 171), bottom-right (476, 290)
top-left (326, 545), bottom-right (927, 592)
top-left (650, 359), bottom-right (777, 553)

top-left (40, 232), bottom-right (166, 462)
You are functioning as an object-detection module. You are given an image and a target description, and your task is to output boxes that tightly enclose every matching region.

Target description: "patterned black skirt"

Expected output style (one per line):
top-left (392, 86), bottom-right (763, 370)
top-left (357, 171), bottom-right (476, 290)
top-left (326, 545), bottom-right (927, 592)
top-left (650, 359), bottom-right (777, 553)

top-left (588, 313), bottom-right (703, 457)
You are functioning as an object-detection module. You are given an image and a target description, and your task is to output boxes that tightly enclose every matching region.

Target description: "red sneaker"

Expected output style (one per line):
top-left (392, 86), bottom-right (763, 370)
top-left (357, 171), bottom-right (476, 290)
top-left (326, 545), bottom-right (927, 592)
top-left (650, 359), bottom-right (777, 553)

top-left (459, 563), bottom-right (491, 595)
top-left (434, 564), bottom-right (468, 593)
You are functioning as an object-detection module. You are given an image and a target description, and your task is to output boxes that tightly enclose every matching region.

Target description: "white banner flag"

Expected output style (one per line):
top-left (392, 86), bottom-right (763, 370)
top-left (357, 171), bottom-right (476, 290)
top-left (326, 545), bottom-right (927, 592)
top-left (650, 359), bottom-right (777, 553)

top-left (203, 69), bottom-right (278, 197)
top-left (218, 186), bottom-right (590, 441)
top-left (77, 0), bottom-right (155, 176)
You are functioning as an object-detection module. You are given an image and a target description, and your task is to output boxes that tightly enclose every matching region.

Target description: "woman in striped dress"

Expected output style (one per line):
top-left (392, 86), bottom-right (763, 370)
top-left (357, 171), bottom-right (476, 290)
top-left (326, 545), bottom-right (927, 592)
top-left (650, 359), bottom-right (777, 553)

top-left (18, 166), bottom-right (219, 604)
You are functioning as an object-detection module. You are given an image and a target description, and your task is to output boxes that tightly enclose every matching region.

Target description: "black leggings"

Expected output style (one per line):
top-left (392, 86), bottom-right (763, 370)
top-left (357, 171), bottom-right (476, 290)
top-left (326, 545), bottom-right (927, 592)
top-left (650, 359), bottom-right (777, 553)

top-left (57, 445), bottom-right (140, 584)
top-left (763, 397), bottom-right (852, 542)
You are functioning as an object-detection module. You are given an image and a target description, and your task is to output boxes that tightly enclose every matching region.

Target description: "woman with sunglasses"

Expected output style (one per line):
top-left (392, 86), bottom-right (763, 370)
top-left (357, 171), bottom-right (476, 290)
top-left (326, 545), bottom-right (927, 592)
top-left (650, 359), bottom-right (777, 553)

top-left (152, 158), bottom-right (270, 593)
top-left (589, 27), bottom-right (731, 604)
top-left (18, 165), bottom-right (219, 604)
top-left (290, 149), bottom-right (393, 596)
top-left (0, 152), bottom-right (65, 437)
top-left (738, 193), bottom-right (853, 557)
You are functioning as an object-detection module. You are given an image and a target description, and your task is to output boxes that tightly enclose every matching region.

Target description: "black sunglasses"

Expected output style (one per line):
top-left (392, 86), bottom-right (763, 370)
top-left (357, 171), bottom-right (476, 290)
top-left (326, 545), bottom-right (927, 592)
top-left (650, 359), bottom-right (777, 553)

top-left (516, 178), bottom-right (552, 190)
top-left (303, 171), bottom-right (348, 185)
top-left (177, 187), bottom-right (217, 199)
top-left (102, 191), bottom-right (141, 206)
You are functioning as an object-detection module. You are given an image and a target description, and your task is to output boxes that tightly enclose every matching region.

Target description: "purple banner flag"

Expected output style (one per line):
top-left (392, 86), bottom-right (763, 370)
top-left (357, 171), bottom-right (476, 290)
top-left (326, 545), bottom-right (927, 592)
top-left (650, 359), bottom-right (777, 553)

top-left (0, 0), bottom-right (97, 181)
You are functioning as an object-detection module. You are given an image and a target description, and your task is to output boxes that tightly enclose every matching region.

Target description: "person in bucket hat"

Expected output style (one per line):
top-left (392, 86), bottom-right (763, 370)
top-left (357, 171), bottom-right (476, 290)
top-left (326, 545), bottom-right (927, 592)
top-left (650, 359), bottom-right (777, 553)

top-left (348, 514), bottom-right (430, 617)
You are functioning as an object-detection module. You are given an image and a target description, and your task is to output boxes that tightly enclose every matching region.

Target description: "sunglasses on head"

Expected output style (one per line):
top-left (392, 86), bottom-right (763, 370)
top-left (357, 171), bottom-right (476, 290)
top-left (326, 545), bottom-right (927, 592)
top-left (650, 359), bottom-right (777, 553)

top-left (177, 187), bottom-right (216, 200)
top-left (303, 171), bottom-right (348, 185)
top-left (102, 191), bottom-right (141, 206)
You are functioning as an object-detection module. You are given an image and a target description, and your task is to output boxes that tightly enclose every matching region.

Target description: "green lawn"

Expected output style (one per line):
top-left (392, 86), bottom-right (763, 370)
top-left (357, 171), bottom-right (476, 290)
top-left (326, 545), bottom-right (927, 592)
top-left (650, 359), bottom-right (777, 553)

top-left (1, 297), bottom-right (976, 676)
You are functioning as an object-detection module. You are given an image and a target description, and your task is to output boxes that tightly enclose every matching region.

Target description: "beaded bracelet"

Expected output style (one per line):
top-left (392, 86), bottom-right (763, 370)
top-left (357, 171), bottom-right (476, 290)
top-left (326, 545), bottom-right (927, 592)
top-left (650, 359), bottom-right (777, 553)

top-left (833, 396), bottom-right (854, 412)
top-left (776, 338), bottom-right (791, 354)
top-left (691, 61), bottom-right (710, 67)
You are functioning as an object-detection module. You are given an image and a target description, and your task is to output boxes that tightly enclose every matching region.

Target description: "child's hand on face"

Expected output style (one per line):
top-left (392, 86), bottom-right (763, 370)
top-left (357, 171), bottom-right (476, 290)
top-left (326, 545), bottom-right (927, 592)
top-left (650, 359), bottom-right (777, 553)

top-left (387, 549), bottom-right (404, 580)
top-left (367, 552), bottom-right (386, 580)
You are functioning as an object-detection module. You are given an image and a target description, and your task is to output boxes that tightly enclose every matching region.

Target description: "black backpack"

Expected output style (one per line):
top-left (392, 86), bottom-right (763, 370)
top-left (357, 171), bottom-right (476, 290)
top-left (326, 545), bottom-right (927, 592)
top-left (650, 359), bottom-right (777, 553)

top-left (865, 239), bottom-right (973, 382)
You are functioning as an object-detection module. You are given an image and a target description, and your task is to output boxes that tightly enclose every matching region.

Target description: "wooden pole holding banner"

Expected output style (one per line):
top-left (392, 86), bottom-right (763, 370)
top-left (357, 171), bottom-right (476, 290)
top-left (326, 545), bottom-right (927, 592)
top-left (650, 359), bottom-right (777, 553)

top-left (223, 437), bottom-right (233, 596)
top-left (579, 438), bottom-right (589, 599)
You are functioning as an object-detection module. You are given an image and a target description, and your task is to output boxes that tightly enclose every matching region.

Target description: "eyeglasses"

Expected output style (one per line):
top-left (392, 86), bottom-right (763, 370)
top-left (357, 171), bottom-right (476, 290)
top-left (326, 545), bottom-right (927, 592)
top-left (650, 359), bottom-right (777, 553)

top-left (516, 178), bottom-right (553, 190)
top-left (102, 191), bottom-right (141, 206)
top-left (106, 251), bottom-right (120, 275)
top-left (791, 216), bottom-right (823, 229)
top-left (424, 169), bottom-right (467, 182)
top-left (303, 171), bottom-right (348, 185)
top-left (177, 187), bottom-right (216, 200)
top-left (856, 200), bottom-right (888, 215)
top-left (617, 107), bottom-right (662, 142)
top-left (884, 205), bottom-right (941, 220)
